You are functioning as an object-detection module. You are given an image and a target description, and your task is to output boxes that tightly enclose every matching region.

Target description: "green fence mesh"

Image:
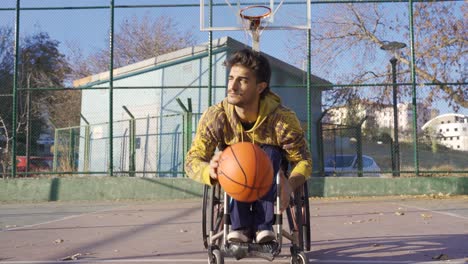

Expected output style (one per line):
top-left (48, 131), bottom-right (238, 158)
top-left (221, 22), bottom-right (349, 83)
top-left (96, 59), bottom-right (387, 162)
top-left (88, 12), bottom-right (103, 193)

top-left (0, 0), bottom-right (466, 178)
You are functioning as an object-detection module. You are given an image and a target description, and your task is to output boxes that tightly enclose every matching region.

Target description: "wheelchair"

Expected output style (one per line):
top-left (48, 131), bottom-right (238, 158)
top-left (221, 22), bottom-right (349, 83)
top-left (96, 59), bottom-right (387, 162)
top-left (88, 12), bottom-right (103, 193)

top-left (201, 168), bottom-right (311, 264)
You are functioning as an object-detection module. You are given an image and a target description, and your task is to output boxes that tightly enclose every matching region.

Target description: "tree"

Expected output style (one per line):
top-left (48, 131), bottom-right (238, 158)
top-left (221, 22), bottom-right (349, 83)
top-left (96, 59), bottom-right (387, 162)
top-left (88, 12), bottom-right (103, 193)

top-left (0, 27), bottom-right (75, 177)
top-left (69, 14), bottom-right (197, 79)
top-left (19, 32), bottom-right (76, 125)
top-left (288, 2), bottom-right (466, 111)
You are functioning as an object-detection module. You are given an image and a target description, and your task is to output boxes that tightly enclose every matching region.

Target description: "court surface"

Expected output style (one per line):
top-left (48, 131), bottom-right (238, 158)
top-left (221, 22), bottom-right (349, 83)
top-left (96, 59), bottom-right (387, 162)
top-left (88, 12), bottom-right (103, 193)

top-left (1, 195), bottom-right (467, 264)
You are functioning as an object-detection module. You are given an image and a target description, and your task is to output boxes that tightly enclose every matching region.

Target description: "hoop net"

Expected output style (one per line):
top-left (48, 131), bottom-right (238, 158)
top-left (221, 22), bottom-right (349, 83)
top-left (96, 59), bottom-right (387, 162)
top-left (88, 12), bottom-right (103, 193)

top-left (239, 5), bottom-right (271, 51)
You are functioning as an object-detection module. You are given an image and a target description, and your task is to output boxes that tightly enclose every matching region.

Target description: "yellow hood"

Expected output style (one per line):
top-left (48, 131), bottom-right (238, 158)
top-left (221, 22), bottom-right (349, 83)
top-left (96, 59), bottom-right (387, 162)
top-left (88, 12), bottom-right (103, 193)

top-left (221, 91), bottom-right (281, 137)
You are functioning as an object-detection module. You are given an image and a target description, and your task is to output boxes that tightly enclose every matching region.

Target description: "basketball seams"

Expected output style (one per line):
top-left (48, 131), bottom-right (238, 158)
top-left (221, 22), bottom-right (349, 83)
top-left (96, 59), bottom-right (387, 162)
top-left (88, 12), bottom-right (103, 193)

top-left (230, 145), bottom-right (249, 187)
top-left (217, 142), bottom-right (274, 202)
top-left (252, 143), bottom-right (262, 200)
top-left (216, 145), bottom-right (249, 194)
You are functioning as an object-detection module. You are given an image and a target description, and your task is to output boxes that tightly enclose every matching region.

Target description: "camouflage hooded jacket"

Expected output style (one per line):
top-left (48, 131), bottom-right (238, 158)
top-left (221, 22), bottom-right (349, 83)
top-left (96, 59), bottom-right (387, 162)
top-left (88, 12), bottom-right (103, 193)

top-left (185, 92), bottom-right (312, 186)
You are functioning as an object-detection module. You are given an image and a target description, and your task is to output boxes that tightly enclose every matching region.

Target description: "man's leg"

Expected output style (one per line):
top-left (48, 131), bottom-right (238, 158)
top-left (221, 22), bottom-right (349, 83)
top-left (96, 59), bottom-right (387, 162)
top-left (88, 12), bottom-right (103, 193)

top-left (254, 145), bottom-right (282, 242)
top-left (230, 200), bottom-right (254, 230)
top-left (228, 144), bottom-right (283, 242)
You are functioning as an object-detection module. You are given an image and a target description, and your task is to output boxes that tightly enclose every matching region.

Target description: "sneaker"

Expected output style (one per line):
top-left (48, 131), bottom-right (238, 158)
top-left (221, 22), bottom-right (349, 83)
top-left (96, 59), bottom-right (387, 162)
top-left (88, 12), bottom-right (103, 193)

top-left (227, 230), bottom-right (250, 243)
top-left (256, 230), bottom-right (275, 243)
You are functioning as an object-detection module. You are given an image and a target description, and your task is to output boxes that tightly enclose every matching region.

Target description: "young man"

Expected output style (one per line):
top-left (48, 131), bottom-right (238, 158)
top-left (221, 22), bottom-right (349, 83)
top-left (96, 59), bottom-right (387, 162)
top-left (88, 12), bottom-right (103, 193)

top-left (185, 48), bottom-right (312, 243)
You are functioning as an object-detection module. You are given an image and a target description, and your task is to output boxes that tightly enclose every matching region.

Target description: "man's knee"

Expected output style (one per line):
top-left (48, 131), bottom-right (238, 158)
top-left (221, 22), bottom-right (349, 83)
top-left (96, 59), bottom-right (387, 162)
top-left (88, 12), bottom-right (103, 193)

top-left (260, 145), bottom-right (283, 173)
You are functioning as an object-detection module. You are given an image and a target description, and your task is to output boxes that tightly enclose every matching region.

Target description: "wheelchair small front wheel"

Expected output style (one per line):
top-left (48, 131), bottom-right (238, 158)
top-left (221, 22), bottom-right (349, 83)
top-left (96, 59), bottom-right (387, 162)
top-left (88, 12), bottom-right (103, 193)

top-left (208, 248), bottom-right (224, 264)
top-left (290, 251), bottom-right (308, 264)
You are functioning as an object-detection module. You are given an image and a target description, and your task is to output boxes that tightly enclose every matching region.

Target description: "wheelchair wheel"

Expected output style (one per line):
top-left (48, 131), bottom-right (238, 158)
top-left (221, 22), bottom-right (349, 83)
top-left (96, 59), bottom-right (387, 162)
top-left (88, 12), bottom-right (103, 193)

top-left (289, 251), bottom-right (308, 264)
top-left (208, 248), bottom-right (224, 264)
top-left (202, 184), bottom-right (224, 249)
top-left (302, 183), bottom-right (311, 251)
top-left (286, 183), bottom-right (311, 251)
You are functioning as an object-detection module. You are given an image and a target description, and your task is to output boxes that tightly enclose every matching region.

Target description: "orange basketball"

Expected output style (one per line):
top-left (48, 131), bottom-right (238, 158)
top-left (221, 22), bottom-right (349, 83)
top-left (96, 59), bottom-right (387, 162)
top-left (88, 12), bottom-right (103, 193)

top-left (217, 142), bottom-right (274, 202)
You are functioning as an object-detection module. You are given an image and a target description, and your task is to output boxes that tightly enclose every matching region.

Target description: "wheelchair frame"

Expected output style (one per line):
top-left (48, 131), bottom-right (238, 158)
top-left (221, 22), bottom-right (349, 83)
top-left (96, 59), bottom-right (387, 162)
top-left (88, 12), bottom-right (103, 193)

top-left (202, 171), bottom-right (311, 264)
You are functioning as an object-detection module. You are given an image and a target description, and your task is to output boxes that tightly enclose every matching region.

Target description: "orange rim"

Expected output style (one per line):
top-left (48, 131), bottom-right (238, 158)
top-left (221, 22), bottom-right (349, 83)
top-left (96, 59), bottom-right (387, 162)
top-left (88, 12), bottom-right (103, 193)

top-left (239, 5), bottom-right (271, 21)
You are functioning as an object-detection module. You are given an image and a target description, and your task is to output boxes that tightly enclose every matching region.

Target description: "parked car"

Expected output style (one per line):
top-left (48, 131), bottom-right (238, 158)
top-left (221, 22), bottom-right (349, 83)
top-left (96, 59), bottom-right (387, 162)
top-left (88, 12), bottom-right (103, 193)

top-left (324, 154), bottom-right (381, 177)
top-left (16, 156), bottom-right (52, 175)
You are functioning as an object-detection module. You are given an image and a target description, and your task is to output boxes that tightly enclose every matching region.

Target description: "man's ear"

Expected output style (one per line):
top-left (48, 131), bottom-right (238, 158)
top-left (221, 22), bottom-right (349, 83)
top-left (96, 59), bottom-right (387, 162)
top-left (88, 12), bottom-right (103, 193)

top-left (257, 82), bottom-right (268, 94)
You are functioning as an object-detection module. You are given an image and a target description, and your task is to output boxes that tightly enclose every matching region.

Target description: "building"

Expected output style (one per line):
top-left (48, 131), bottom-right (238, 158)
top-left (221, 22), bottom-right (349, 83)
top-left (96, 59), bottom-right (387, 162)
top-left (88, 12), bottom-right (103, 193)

top-left (72, 37), bottom-right (331, 176)
top-left (422, 113), bottom-right (468, 151)
top-left (324, 101), bottom-right (439, 139)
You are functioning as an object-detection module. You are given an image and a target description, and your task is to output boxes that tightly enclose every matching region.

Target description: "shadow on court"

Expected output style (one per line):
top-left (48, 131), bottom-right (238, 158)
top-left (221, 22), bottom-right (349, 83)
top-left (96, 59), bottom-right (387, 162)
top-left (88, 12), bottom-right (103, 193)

top-left (0, 196), bottom-right (467, 264)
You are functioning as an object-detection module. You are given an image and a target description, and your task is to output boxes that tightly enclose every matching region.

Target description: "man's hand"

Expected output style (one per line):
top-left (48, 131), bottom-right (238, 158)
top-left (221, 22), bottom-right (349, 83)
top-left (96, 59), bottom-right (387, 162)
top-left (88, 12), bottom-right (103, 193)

top-left (279, 170), bottom-right (293, 212)
top-left (209, 152), bottom-right (222, 181)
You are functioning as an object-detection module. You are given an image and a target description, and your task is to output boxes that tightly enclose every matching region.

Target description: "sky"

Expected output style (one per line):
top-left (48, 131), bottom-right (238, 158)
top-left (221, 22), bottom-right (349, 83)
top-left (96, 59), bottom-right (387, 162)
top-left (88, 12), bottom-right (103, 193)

top-left (0, 0), bottom-right (466, 115)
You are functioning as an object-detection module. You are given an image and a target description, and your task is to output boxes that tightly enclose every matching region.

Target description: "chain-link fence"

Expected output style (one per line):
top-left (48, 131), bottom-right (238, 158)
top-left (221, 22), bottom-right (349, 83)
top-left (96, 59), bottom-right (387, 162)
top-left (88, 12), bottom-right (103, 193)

top-left (53, 113), bottom-right (197, 177)
top-left (0, 1), bottom-right (466, 178)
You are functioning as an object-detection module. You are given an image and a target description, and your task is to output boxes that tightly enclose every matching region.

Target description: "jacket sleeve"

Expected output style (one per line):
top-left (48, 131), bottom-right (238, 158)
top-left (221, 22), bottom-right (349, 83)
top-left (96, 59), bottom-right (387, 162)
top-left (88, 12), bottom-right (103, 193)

top-left (184, 107), bottom-right (224, 186)
top-left (275, 110), bottom-right (312, 181)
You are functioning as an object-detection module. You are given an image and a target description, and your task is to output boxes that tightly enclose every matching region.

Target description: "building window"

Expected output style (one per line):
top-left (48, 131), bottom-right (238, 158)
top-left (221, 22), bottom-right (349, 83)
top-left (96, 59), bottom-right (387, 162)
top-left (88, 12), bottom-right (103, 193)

top-left (441, 121), bottom-right (444, 124)
top-left (457, 136), bottom-right (459, 140)
top-left (439, 129), bottom-right (442, 132)
top-left (454, 128), bottom-right (458, 131)
top-left (457, 145), bottom-right (460, 149)
top-left (446, 128), bottom-right (449, 132)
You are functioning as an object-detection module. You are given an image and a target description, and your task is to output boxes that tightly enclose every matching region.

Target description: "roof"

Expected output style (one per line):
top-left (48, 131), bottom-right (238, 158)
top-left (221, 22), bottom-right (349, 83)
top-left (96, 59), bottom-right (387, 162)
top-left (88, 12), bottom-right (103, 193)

top-left (73, 37), bottom-right (332, 88)
top-left (421, 113), bottom-right (468, 130)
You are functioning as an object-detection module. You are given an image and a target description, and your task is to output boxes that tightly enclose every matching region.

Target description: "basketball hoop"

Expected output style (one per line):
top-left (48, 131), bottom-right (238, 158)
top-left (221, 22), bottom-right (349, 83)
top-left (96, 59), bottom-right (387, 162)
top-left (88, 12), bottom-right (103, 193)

top-left (239, 5), bottom-right (271, 51)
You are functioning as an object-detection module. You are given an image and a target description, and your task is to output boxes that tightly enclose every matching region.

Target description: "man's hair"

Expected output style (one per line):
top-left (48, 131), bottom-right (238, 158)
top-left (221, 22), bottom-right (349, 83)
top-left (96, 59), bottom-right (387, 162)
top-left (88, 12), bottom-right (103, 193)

top-left (224, 49), bottom-right (271, 98)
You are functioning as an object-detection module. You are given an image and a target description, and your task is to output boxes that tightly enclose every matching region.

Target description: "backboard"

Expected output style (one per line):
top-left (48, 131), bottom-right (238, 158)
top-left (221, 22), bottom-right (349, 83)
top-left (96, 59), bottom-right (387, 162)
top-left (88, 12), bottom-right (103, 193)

top-left (200, 0), bottom-right (311, 32)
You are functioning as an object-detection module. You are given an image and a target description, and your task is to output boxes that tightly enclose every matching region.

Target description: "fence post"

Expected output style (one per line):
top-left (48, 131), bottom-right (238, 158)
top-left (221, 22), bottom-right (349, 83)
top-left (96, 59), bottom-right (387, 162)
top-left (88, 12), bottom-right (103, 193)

top-left (187, 98), bottom-right (193, 152)
top-left (11, 0), bottom-right (21, 178)
top-left (356, 116), bottom-right (368, 177)
top-left (53, 129), bottom-right (58, 172)
top-left (122, 106), bottom-right (135, 177)
top-left (176, 98), bottom-right (192, 177)
top-left (317, 110), bottom-right (328, 176)
top-left (80, 114), bottom-right (91, 172)
top-left (69, 129), bottom-right (76, 171)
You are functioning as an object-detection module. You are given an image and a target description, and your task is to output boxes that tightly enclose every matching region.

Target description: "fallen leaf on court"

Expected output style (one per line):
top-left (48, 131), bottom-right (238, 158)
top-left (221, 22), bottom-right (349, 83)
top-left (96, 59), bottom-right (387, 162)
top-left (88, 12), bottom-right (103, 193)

top-left (180, 229), bottom-right (188, 232)
top-left (372, 243), bottom-right (381, 247)
top-left (60, 253), bottom-right (92, 261)
top-left (344, 220), bottom-right (365, 224)
top-left (432, 253), bottom-right (449, 260)
top-left (61, 253), bottom-right (82, 261)
top-left (395, 211), bottom-right (405, 216)
top-left (420, 213), bottom-right (432, 219)
top-left (54, 239), bottom-right (64, 244)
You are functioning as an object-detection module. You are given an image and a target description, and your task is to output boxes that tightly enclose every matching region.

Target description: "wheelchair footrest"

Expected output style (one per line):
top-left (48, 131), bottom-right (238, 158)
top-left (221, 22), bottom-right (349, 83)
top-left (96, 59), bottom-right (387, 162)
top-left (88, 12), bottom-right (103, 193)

top-left (225, 241), bottom-right (280, 261)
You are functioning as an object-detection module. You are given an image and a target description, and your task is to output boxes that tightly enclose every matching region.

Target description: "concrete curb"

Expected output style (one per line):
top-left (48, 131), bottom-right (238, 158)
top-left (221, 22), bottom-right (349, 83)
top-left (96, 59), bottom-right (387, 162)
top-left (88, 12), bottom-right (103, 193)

top-left (1, 176), bottom-right (466, 202)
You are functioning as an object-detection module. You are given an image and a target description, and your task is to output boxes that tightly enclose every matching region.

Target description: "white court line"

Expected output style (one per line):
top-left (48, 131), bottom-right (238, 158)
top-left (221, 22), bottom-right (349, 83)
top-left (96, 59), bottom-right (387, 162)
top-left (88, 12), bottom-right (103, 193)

top-left (1, 205), bottom-right (127, 232)
top-left (1, 259), bottom-right (467, 264)
top-left (393, 202), bottom-right (468, 220)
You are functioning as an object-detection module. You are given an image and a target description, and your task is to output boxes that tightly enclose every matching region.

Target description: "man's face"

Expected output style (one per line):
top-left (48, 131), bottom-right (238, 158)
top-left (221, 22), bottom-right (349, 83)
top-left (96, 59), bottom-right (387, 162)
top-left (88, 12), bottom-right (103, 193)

top-left (227, 64), bottom-right (266, 108)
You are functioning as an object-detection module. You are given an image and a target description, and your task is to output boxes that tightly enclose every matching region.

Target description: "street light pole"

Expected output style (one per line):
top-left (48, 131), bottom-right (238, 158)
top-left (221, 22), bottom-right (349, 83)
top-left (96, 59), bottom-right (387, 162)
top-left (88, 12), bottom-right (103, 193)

top-left (390, 57), bottom-right (399, 177)
top-left (380, 41), bottom-right (406, 177)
